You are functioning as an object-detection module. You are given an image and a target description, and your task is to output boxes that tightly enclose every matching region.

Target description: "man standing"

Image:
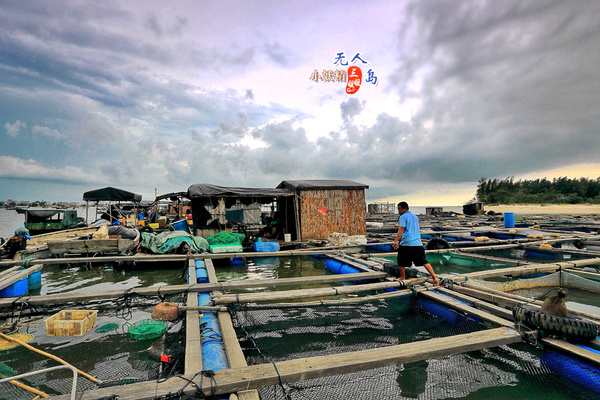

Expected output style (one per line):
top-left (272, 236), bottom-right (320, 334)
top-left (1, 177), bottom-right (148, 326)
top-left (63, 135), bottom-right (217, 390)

top-left (392, 202), bottom-right (439, 286)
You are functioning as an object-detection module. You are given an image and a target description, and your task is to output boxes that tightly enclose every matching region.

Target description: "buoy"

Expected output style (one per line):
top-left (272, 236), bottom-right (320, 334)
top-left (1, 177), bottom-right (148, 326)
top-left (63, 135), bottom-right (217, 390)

top-left (539, 243), bottom-right (553, 250)
top-left (151, 302), bottom-right (180, 321)
top-left (475, 236), bottom-right (490, 242)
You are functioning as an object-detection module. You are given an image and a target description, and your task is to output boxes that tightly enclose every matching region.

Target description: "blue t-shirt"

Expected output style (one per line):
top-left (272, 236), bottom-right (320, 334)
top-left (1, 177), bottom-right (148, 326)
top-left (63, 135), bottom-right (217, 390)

top-left (399, 211), bottom-right (422, 246)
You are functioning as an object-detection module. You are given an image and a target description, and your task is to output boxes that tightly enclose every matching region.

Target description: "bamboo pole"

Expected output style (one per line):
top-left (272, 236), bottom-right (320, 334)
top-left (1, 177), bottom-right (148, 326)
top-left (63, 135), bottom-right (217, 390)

top-left (3, 379), bottom-right (49, 398)
top-left (0, 332), bottom-right (99, 384)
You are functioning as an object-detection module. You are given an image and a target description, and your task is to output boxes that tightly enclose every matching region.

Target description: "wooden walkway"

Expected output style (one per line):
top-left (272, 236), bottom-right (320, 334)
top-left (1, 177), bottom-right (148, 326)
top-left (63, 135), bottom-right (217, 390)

top-left (2, 236), bottom-right (600, 399)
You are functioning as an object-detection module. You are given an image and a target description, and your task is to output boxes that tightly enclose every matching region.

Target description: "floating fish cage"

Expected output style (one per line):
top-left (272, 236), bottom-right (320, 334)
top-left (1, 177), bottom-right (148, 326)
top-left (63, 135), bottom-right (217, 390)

top-left (1, 212), bottom-right (600, 399)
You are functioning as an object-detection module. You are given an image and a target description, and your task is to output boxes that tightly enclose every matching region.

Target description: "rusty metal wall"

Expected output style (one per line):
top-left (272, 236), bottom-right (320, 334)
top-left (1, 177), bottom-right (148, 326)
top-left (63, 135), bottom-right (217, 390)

top-left (298, 189), bottom-right (366, 240)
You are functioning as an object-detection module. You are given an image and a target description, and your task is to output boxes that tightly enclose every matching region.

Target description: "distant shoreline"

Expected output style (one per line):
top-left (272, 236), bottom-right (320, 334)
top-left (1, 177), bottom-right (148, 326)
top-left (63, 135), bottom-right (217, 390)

top-left (483, 204), bottom-right (600, 215)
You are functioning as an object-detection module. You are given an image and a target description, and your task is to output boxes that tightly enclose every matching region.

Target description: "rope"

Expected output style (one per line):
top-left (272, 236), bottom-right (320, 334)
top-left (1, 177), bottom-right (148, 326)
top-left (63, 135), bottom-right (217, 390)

top-left (21, 258), bottom-right (36, 268)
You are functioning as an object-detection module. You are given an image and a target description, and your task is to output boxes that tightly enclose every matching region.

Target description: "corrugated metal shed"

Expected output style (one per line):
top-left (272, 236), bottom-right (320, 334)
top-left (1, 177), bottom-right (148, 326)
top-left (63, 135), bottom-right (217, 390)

top-left (277, 180), bottom-right (369, 241)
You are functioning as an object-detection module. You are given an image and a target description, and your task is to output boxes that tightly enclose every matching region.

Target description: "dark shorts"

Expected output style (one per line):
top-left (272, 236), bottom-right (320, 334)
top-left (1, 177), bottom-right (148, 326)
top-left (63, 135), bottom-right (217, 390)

top-left (397, 246), bottom-right (428, 267)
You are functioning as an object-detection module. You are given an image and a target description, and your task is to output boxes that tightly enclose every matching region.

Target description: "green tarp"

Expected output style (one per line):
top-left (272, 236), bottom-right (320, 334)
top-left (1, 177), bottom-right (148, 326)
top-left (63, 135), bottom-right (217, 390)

top-left (141, 231), bottom-right (209, 254)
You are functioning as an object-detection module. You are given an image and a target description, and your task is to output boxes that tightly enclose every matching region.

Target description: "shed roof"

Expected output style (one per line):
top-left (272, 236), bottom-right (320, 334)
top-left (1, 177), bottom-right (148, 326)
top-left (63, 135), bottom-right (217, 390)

top-left (187, 183), bottom-right (290, 199)
top-left (277, 179), bottom-right (369, 191)
top-left (83, 187), bottom-right (142, 202)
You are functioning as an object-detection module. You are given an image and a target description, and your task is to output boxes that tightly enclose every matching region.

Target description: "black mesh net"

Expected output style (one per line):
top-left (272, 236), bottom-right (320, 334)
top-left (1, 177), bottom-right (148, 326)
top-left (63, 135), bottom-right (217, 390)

top-left (0, 292), bottom-right (186, 400)
top-left (229, 296), bottom-right (600, 400)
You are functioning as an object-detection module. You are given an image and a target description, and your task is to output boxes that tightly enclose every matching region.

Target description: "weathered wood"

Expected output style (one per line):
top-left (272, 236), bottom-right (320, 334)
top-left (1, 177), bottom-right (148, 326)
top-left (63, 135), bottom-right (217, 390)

top-left (185, 260), bottom-right (202, 374)
top-left (50, 327), bottom-right (521, 399)
top-left (542, 337), bottom-right (600, 366)
top-left (0, 272), bottom-right (385, 308)
top-left (261, 287), bottom-right (418, 308)
top-left (0, 264), bottom-right (43, 291)
top-left (0, 248), bottom-right (374, 268)
top-left (327, 254), bottom-right (376, 273)
top-left (218, 311), bottom-right (260, 400)
top-left (47, 238), bottom-right (135, 255)
top-left (213, 280), bottom-right (411, 304)
top-left (454, 284), bottom-right (600, 327)
top-left (419, 290), bottom-right (515, 327)
top-left (434, 287), bottom-right (514, 321)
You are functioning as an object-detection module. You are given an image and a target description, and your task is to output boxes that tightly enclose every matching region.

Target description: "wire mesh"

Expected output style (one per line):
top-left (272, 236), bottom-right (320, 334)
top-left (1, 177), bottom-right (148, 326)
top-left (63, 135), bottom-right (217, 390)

top-left (230, 296), bottom-right (600, 400)
top-left (0, 292), bottom-right (186, 400)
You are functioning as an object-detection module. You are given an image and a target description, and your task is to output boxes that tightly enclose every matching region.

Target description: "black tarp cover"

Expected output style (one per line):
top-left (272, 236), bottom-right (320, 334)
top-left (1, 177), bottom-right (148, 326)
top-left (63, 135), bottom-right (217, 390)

top-left (187, 183), bottom-right (290, 199)
top-left (83, 187), bottom-right (142, 202)
top-left (277, 179), bottom-right (369, 191)
top-left (25, 208), bottom-right (62, 218)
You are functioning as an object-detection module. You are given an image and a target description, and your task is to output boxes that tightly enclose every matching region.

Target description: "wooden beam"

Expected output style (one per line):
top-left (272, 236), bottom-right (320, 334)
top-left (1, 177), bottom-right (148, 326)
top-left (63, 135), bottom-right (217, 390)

top-left (213, 280), bottom-right (415, 304)
top-left (185, 259), bottom-right (202, 375)
top-left (50, 327), bottom-right (521, 399)
top-left (0, 248), bottom-right (381, 268)
top-left (0, 264), bottom-right (43, 291)
top-left (419, 290), bottom-right (514, 327)
top-left (434, 287), bottom-right (514, 321)
top-left (218, 311), bottom-right (260, 400)
top-left (453, 284), bottom-right (600, 327)
top-left (0, 272), bottom-right (386, 308)
top-left (542, 337), bottom-right (600, 367)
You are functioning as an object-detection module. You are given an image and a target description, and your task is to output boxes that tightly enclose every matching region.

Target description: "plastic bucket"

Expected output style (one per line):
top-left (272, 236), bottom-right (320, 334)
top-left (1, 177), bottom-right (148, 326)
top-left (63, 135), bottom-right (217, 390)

top-left (172, 219), bottom-right (190, 233)
top-left (284, 233), bottom-right (291, 242)
top-left (504, 212), bottom-right (515, 228)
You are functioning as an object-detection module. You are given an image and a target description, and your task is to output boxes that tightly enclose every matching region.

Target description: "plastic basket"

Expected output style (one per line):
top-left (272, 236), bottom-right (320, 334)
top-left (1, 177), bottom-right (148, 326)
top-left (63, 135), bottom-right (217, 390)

top-left (128, 319), bottom-right (168, 341)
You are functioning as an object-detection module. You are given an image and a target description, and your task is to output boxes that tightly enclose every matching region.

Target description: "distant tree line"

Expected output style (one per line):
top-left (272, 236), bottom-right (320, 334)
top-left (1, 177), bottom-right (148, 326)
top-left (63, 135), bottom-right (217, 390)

top-left (476, 177), bottom-right (600, 204)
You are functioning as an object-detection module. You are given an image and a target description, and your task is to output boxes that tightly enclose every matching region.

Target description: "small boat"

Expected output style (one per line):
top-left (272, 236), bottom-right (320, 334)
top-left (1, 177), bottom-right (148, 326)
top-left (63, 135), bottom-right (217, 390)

top-left (23, 208), bottom-right (86, 235)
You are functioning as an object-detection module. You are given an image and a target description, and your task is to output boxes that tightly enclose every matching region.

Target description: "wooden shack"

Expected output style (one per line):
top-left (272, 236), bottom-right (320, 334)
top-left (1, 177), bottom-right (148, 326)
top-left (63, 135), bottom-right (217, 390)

top-left (276, 179), bottom-right (369, 241)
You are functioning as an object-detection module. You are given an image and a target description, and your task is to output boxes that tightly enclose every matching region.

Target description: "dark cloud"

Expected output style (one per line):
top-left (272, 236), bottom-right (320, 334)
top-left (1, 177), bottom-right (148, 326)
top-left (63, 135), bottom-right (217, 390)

top-left (389, 0), bottom-right (600, 182)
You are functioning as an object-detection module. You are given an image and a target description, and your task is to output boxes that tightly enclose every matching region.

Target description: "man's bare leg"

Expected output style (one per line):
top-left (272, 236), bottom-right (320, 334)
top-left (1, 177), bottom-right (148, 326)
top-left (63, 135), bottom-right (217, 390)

top-left (423, 263), bottom-right (439, 286)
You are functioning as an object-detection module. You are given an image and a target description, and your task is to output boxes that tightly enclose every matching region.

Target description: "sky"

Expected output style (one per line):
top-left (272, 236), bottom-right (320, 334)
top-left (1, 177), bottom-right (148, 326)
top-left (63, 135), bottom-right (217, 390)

top-left (1, 0), bottom-right (599, 206)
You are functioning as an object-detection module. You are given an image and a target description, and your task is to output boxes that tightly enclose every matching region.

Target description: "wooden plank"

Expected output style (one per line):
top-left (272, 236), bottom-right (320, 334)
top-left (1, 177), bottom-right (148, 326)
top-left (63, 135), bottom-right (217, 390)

top-left (51, 327), bottom-right (521, 399)
top-left (435, 287), bottom-right (514, 321)
top-left (218, 311), bottom-right (261, 400)
top-left (0, 265), bottom-right (43, 291)
top-left (419, 290), bottom-right (515, 327)
top-left (47, 239), bottom-right (135, 254)
top-left (0, 248), bottom-right (376, 268)
top-left (542, 337), bottom-right (600, 366)
top-left (454, 284), bottom-right (600, 327)
top-left (185, 259), bottom-right (202, 374)
top-left (0, 272), bottom-right (386, 308)
top-left (213, 280), bottom-right (409, 304)
top-left (327, 255), bottom-right (375, 273)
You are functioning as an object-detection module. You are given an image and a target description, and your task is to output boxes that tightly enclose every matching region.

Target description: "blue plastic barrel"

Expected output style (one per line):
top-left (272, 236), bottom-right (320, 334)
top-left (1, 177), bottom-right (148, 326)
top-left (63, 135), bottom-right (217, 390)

top-left (504, 212), bottom-right (515, 228)
top-left (27, 271), bottom-right (42, 290)
top-left (172, 219), bottom-right (190, 233)
top-left (200, 312), bottom-right (228, 371)
top-left (541, 349), bottom-right (600, 394)
top-left (325, 259), bottom-right (361, 274)
top-left (0, 277), bottom-right (28, 298)
top-left (191, 260), bottom-right (209, 283)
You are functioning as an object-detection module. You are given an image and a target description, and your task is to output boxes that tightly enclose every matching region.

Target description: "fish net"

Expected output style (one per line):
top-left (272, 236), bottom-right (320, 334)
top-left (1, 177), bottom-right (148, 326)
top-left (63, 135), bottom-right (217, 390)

top-left (229, 295), bottom-right (600, 400)
top-left (0, 291), bottom-right (187, 400)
